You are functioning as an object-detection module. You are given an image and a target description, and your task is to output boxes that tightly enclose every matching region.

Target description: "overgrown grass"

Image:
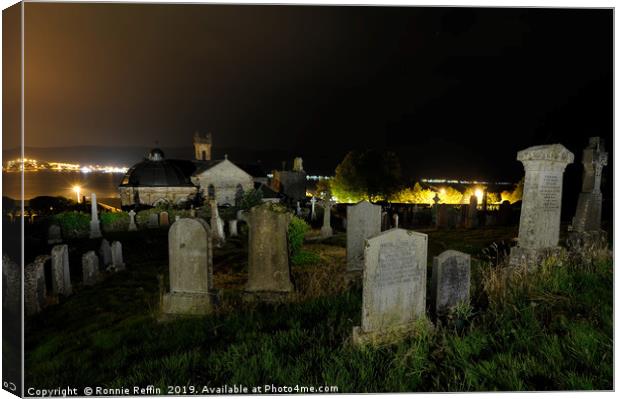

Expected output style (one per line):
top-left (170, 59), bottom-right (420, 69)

top-left (24, 227), bottom-right (613, 393)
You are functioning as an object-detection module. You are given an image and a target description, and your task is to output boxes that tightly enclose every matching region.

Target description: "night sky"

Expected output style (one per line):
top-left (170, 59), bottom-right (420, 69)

top-left (5, 4), bottom-right (614, 181)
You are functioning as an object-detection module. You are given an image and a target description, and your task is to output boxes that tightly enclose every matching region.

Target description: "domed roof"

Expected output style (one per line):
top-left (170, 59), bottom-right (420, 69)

top-left (119, 149), bottom-right (196, 188)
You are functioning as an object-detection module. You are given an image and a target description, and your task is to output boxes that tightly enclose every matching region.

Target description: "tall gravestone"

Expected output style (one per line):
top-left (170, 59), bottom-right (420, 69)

top-left (89, 193), bottom-right (102, 238)
top-left (2, 255), bottom-right (21, 313)
top-left (509, 144), bottom-right (574, 268)
top-left (346, 200), bottom-right (381, 273)
top-left (352, 228), bottom-right (428, 345)
top-left (111, 241), bottom-right (125, 271)
top-left (51, 244), bottom-right (72, 296)
top-left (162, 218), bottom-right (218, 315)
top-left (431, 250), bottom-right (470, 313)
top-left (99, 239), bottom-right (112, 270)
top-left (82, 251), bottom-right (100, 286)
top-left (320, 200), bottom-right (333, 238)
top-left (571, 137), bottom-right (607, 232)
top-left (244, 203), bottom-right (294, 301)
top-left (310, 196), bottom-right (317, 221)
top-left (24, 256), bottom-right (48, 316)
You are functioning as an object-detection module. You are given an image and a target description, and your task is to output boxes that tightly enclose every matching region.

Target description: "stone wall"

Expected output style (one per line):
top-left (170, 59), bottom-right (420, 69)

top-left (119, 186), bottom-right (198, 207)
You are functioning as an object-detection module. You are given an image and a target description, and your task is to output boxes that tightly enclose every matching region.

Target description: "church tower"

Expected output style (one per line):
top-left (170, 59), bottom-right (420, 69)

top-left (193, 131), bottom-right (212, 161)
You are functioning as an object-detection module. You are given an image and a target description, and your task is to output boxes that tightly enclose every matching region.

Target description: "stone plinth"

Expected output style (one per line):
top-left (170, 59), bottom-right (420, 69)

top-left (244, 203), bottom-right (294, 302)
top-left (346, 200), bottom-right (381, 272)
top-left (509, 144), bottom-right (574, 268)
top-left (162, 218), bottom-right (218, 316)
top-left (352, 228), bottom-right (428, 345)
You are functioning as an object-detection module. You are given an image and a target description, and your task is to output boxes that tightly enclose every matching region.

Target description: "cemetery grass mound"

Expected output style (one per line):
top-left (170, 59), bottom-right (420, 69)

top-left (24, 227), bottom-right (612, 392)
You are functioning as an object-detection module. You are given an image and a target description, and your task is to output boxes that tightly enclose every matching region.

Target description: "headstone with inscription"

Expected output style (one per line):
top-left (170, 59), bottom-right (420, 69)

top-left (162, 218), bottom-right (219, 315)
top-left (431, 250), bottom-right (470, 313)
top-left (346, 200), bottom-right (381, 272)
top-left (509, 144), bottom-right (574, 268)
top-left (352, 228), bottom-right (428, 345)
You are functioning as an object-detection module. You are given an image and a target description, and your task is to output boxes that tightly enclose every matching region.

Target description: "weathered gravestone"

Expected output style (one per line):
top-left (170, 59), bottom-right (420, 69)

top-left (111, 241), bottom-right (125, 271)
top-left (310, 196), bottom-right (317, 221)
top-left (509, 144), bottom-right (574, 268)
top-left (392, 214), bottom-right (399, 229)
top-left (498, 200), bottom-right (512, 226)
top-left (89, 193), bottom-right (102, 239)
top-left (51, 244), bottom-right (72, 296)
top-left (24, 256), bottom-right (48, 316)
top-left (320, 200), bottom-right (334, 238)
top-left (148, 213), bottom-right (159, 228)
top-left (435, 204), bottom-right (449, 229)
top-left (2, 254), bottom-right (21, 312)
top-left (572, 137), bottom-right (607, 232)
top-left (128, 209), bottom-right (137, 231)
top-left (466, 195), bottom-right (478, 229)
top-left (229, 219), bottom-right (238, 237)
top-left (352, 228), bottom-right (428, 345)
top-left (431, 250), bottom-right (471, 313)
top-left (210, 200), bottom-right (225, 245)
top-left (99, 239), bottom-right (112, 270)
top-left (162, 218), bottom-right (219, 315)
top-left (47, 224), bottom-right (62, 244)
top-left (346, 200), bottom-right (381, 273)
top-left (159, 211), bottom-right (170, 226)
top-left (244, 203), bottom-right (294, 301)
top-left (82, 251), bottom-right (100, 286)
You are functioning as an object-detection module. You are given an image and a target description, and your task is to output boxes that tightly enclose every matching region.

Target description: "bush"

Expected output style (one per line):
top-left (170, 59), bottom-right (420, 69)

top-left (30, 196), bottom-right (75, 216)
top-left (288, 216), bottom-right (310, 258)
top-left (53, 211), bottom-right (89, 238)
top-left (240, 189), bottom-right (263, 210)
top-left (100, 211), bottom-right (129, 232)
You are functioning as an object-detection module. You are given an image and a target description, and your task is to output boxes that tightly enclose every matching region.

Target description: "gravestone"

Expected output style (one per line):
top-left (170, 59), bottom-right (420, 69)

top-left (435, 204), bottom-right (449, 229)
top-left (47, 224), bottom-right (62, 244)
top-left (111, 241), bottom-right (125, 271)
top-left (310, 196), bottom-right (317, 221)
top-left (466, 195), bottom-right (478, 229)
top-left (393, 214), bottom-right (399, 229)
top-left (128, 209), bottom-right (137, 231)
top-left (160, 211), bottom-right (170, 226)
top-left (229, 219), bottom-right (238, 237)
top-left (244, 203), bottom-right (294, 301)
top-left (82, 251), bottom-right (100, 286)
top-left (210, 200), bottom-right (225, 245)
top-left (2, 255), bottom-right (20, 312)
top-left (431, 250), bottom-right (471, 313)
top-left (24, 256), bottom-right (48, 316)
top-left (352, 228), bottom-right (428, 345)
top-left (509, 144), bottom-right (574, 268)
top-left (498, 200), bottom-right (512, 226)
top-left (89, 193), bottom-right (102, 238)
top-left (296, 201), bottom-right (302, 216)
top-left (571, 137), bottom-right (608, 233)
top-left (346, 200), bottom-right (381, 273)
top-left (51, 244), bottom-right (72, 296)
top-left (99, 239), bottom-right (112, 269)
top-left (148, 213), bottom-right (159, 228)
top-left (320, 200), bottom-right (333, 238)
top-left (162, 218), bottom-right (218, 315)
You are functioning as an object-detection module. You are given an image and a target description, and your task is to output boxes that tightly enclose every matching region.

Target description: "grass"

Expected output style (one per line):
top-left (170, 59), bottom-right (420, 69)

top-left (23, 226), bottom-right (613, 393)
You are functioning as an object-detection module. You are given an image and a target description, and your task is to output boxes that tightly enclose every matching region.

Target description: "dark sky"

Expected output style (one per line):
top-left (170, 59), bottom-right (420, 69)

top-left (6, 3), bottom-right (614, 180)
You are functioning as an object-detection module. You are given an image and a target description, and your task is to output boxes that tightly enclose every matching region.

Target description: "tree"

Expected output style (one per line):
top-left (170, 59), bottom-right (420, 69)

top-left (330, 149), bottom-right (402, 202)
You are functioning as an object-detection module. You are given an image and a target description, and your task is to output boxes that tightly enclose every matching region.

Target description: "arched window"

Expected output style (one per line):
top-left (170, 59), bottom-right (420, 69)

top-left (208, 184), bottom-right (216, 199)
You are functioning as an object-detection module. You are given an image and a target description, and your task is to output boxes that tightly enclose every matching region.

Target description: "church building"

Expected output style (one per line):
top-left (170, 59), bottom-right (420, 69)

top-left (118, 132), bottom-right (264, 208)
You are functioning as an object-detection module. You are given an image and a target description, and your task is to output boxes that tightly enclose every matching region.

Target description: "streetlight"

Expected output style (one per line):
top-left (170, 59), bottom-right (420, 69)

top-left (73, 185), bottom-right (81, 203)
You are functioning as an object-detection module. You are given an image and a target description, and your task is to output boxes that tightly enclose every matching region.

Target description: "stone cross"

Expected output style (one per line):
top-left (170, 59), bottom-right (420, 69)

top-left (160, 211), bottom-right (170, 226)
top-left (433, 193), bottom-right (440, 205)
top-left (346, 200), bottom-right (381, 272)
top-left (47, 224), bottom-right (62, 244)
top-left (111, 241), bottom-right (125, 271)
top-left (51, 244), bottom-right (72, 296)
top-left (320, 199), bottom-right (334, 238)
top-left (310, 196), bottom-right (317, 221)
top-left (229, 219), bottom-right (238, 237)
top-left (82, 251), bottom-right (100, 286)
top-left (99, 239), bottom-right (112, 269)
top-left (431, 250), bottom-right (470, 313)
top-left (352, 228), bottom-right (428, 345)
top-left (244, 203), bottom-right (294, 301)
top-left (162, 218), bottom-right (218, 315)
top-left (128, 210), bottom-right (137, 231)
top-left (509, 144), bottom-right (574, 267)
top-left (89, 193), bottom-right (102, 238)
top-left (572, 137), bottom-right (608, 232)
